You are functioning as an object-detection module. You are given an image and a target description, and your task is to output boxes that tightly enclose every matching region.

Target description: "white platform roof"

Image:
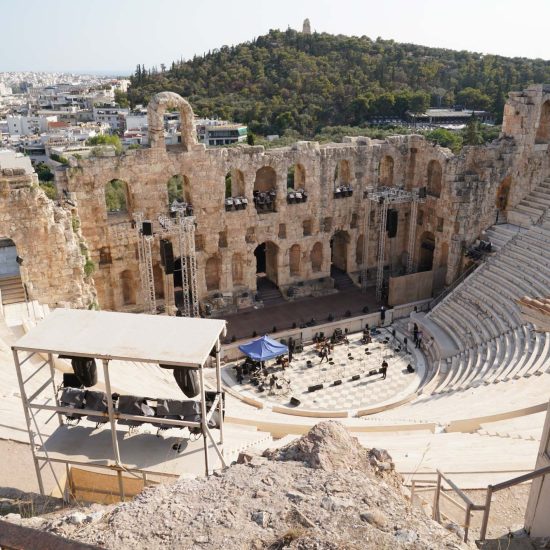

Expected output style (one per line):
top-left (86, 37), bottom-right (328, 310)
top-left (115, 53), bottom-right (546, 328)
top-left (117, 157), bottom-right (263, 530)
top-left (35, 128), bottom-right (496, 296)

top-left (13, 309), bottom-right (226, 367)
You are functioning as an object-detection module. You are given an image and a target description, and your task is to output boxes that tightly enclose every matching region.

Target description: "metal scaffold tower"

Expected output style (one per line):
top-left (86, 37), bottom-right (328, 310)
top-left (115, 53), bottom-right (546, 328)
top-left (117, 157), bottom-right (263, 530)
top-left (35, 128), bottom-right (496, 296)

top-left (157, 210), bottom-right (200, 318)
top-left (363, 186), bottom-right (426, 301)
top-left (360, 199), bottom-right (371, 292)
top-left (133, 213), bottom-right (156, 314)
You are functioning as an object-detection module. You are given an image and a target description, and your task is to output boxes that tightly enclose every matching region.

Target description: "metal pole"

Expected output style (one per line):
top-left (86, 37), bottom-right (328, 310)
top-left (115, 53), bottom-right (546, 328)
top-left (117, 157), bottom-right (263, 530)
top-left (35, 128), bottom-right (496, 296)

top-left (407, 194), bottom-right (419, 274)
top-left (361, 198), bottom-right (371, 292)
top-left (479, 486), bottom-right (493, 542)
top-left (12, 348), bottom-right (44, 495)
top-left (376, 198), bottom-right (388, 301)
top-left (102, 359), bottom-right (125, 501)
top-left (47, 353), bottom-right (63, 426)
top-left (432, 472), bottom-right (442, 522)
top-left (198, 365), bottom-right (210, 476)
top-left (215, 338), bottom-right (224, 448)
top-left (464, 502), bottom-right (471, 543)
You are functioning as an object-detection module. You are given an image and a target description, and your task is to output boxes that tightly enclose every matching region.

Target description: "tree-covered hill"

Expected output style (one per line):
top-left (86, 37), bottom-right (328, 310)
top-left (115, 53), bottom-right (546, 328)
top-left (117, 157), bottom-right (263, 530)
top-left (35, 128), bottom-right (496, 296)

top-left (127, 28), bottom-right (550, 137)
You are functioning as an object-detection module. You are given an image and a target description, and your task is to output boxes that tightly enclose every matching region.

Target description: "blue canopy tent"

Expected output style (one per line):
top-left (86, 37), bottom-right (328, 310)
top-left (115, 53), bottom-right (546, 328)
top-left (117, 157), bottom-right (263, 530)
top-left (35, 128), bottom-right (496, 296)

top-left (238, 335), bottom-right (289, 362)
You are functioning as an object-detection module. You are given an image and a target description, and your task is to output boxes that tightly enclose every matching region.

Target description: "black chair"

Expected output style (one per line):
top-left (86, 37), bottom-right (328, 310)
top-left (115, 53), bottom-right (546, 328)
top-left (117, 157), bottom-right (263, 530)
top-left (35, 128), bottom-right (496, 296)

top-left (59, 387), bottom-right (86, 425)
top-left (84, 390), bottom-right (109, 428)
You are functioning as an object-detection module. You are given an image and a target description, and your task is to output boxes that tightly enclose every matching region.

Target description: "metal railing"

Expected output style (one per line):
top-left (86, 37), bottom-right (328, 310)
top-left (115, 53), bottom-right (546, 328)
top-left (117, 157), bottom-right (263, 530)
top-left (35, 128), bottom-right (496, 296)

top-left (479, 464), bottom-right (550, 542)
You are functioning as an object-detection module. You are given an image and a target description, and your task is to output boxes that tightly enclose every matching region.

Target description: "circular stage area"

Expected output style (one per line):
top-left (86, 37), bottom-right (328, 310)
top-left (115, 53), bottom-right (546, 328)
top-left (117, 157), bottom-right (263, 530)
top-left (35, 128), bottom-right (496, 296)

top-left (222, 328), bottom-right (426, 415)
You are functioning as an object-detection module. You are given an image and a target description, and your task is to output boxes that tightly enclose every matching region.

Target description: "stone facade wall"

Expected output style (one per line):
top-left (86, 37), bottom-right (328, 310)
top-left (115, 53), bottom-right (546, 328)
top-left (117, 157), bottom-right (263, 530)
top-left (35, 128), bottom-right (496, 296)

top-left (0, 168), bottom-right (95, 308)
top-left (57, 85), bottom-right (550, 313)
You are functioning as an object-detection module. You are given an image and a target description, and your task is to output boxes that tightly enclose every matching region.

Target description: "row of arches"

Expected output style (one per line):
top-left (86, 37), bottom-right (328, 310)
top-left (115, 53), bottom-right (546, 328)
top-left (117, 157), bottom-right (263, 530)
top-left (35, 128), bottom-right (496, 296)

top-left (378, 156), bottom-right (443, 197)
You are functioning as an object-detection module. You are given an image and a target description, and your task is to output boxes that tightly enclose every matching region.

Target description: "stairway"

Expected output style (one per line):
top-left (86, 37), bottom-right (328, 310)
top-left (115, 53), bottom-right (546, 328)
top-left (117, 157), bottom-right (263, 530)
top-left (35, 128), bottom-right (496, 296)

top-left (0, 275), bottom-right (26, 305)
top-left (331, 266), bottom-right (355, 290)
top-left (256, 276), bottom-right (285, 306)
top-left (508, 178), bottom-right (550, 227)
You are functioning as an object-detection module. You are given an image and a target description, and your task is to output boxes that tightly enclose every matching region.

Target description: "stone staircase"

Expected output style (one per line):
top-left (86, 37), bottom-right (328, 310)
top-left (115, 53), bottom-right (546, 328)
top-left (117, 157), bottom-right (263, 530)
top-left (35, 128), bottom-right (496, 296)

top-left (256, 276), bottom-right (285, 306)
top-left (331, 266), bottom-right (356, 290)
top-left (0, 275), bottom-right (26, 305)
top-left (507, 178), bottom-right (550, 227)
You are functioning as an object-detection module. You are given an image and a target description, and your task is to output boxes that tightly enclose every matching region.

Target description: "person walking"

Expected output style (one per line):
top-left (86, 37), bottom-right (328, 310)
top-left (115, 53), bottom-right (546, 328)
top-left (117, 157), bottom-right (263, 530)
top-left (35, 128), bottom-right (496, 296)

top-left (416, 331), bottom-right (423, 349)
top-left (320, 345), bottom-right (329, 364)
top-left (380, 359), bottom-right (388, 380)
top-left (413, 323), bottom-right (419, 345)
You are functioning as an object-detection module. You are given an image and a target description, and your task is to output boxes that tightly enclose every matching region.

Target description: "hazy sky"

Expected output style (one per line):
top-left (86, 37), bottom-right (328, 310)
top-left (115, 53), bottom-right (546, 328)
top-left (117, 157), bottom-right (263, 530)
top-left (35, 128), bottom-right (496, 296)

top-left (1, 0), bottom-right (549, 73)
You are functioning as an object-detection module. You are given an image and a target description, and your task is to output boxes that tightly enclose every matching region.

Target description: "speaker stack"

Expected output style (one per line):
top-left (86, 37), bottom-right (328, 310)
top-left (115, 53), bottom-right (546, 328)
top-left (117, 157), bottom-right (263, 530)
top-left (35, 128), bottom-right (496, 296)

top-left (142, 221), bottom-right (153, 236)
top-left (160, 239), bottom-right (175, 275)
top-left (386, 209), bottom-right (398, 238)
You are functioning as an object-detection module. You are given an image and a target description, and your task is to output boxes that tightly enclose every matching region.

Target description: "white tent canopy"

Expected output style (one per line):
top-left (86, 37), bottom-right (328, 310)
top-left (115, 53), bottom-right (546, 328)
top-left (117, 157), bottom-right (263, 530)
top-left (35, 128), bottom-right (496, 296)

top-left (13, 308), bottom-right (226, 367)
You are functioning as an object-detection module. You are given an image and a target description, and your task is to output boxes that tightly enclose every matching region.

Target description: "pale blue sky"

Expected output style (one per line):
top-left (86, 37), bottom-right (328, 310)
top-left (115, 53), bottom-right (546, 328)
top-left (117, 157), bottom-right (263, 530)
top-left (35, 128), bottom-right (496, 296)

top-left (1, 0), bottom-right (548, 73)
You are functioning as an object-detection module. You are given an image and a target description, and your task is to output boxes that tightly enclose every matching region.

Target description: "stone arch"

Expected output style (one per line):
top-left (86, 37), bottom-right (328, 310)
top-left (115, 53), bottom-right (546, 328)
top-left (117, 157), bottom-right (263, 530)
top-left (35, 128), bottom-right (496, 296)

top-left (205, 256), bottom-right (221, 291)
top-left (310, 242), bottom-right (323, 272)
top-left (289, 244), bottom-right (301, 277)
top-left (418, 231), bottom-right (436, 272)
top-left (331, 230), bottom-right (349, 272)
top-left (496, 175), bottom-right (512, 210)
top-left (167, 174), bottom-right (192, 205)
top-left (427, 160), bottom-right (442, 198)
top-left (120, 269), bottom-right (136, 305)
top-left (105, 179), bottom-right (129, 214)
top-left (254, 241), bottom-right (279, 284)
top-left (232, 253), bottom-right (244, 285)
top-left (147, 91), bottom-right (197, 151)
top-left (334, 159), bottom-right (351, 187)
top-left (254, 166), bottom-right (277, 193)
top-left (356, 234), bottom-right (364, 266)
top-left (152, 264), bottom-right (164, 299)
top-left (287, 163), bottom-right (306, 190)
top-left (379, 156), bottom-right (394, 187)
top-left (536, 100), bottom-right (550, 144)
top-left (225, 169), bottom-right (245, 198)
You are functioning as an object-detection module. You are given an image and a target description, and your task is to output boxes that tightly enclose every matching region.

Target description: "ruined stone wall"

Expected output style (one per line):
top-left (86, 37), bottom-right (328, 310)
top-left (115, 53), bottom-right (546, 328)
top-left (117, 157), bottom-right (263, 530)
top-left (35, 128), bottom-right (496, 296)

top-left (58, 86), bottom-right (550, 312)
top-left (0, 168), bottom-right (95, 308)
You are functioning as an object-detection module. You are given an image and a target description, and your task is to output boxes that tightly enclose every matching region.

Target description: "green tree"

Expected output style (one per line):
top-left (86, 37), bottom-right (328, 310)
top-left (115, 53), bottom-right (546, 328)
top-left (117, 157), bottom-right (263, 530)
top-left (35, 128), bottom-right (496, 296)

top-left (86, 134), bottom-right (122, 154)
top-left (114, 89), bottom-right (129, 108)
top-left (105, 179), bottom-right (128, 212)
top-left (425, 128), bottom-right (463, 153)
top-left (462, 116), bottom-right (484, 145)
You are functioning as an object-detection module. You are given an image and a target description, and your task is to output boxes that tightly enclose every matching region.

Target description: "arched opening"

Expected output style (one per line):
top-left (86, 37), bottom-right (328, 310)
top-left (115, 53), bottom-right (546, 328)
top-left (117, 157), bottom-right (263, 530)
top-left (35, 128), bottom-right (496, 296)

top-left (496, 175), bottom-right (511, 211)
top-left (225, 169), bottom-right (245, 198)
top-left (0, 238), bottom-right (20, 279)
top-left (120, 270), bottom-right (136, 305)
top-left (167, 175), bottom-right (192, 214)
top-left (310, 242), bottom-right (323, 272)
top-left (334, 160), bottom-right (351, 188)
top-left (105, 179), bottom-right (129, 214)
top-left (147, 91), bottom-right (197, 152)
top-left (232, 253), bottom-right (244, 286)
top-left (287, 163), bottom-right (306, 191)
top-left (289, 244), bottom-right (301, 277)
top-left (330, 230), bottom-right (349, 275)
top-left (379, 156), bottom-right (394, 187)
top-left (253, 166), bottom-right (277, 212)
top-left (536, 100), bottom-right (550, 144)
top-left (418, 231), bottom-right (436, 272)
top-left (254, 241), bottom-right (278, 286)
top-left (356, 234), bottom-right (364, 266)
top-left (205, 256), bottom-right (221, 291)
top-left (427, 160), bottom-right (442, 198)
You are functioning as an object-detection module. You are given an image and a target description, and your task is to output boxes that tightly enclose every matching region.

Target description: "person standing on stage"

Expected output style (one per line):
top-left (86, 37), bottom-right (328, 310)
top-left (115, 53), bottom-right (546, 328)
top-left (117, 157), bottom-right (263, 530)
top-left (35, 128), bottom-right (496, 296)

top-left (380, 359), bottom-right (388, 380)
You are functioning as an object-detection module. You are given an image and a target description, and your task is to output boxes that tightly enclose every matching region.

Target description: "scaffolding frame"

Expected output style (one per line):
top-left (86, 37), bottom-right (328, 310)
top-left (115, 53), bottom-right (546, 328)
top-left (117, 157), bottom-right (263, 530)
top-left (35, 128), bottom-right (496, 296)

top-left (12, 309), bottom-right (227, 503)
top-left (133, 213), bottom-right (156, 314)
top-left (157, 212), bottom-right (200, 318)
top-left (364, 186), bottom-right (425, 300)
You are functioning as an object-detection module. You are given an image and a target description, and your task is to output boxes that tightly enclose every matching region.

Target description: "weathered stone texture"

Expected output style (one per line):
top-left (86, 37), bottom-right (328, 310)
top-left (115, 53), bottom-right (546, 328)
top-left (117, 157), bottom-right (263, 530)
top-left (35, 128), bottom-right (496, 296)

top-left (54, 85), bottom-right (550, 312)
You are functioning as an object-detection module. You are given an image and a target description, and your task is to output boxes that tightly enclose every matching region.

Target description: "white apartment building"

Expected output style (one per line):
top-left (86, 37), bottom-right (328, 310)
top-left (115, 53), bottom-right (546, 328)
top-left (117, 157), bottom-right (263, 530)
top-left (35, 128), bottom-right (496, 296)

top-left (7, 114), bottom-right (57, 136)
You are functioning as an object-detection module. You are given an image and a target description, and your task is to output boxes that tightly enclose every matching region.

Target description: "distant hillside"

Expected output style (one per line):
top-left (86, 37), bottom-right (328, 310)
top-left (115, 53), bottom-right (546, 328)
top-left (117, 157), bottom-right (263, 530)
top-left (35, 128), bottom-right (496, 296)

top-left (127, 28), bottom-right (550, 137)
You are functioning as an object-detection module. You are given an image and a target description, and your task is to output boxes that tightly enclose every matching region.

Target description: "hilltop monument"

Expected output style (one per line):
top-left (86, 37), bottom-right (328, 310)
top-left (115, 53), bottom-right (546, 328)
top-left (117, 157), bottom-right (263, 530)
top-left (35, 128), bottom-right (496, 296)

top-left (302, 18), bottom-right (311, 34)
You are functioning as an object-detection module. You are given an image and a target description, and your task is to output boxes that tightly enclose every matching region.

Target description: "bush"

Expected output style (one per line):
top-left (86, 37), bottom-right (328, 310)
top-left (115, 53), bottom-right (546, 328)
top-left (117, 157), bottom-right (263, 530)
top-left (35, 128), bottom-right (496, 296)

top-left (86, 134), bottom-right (122, 155)
top-left (84, 259), bottom-right (96, 277)
top-left (39, 182), bottom-right (57, 200)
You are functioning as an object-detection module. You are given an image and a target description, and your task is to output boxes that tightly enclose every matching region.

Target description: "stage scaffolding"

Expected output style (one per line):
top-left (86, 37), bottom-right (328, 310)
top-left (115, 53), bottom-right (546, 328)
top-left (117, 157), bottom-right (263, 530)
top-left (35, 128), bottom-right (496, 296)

top-left (12, 309), bottom-right (227, 502)
top-left (363, 186), bottom-right (425, 300)
top-left (134, 210), bottom-right (200, 318)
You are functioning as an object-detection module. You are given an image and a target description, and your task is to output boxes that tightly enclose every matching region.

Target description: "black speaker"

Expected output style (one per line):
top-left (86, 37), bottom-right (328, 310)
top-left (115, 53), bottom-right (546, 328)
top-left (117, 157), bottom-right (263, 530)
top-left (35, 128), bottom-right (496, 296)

top-left (142, 221), bottom-right (153, 236)
top-left (386, 209), bottom-right (398, 238)
top-left (290, 397), bottom-right (301, 407)
top-left (351, 374), bottom-right (361, 381)
top-left (418, 187), bottom-right (427, 199)
top-left (70, 357), bottom-right (97, 388)
top-left (160, 239), bottom-right (174, 275)
top-left (332, 379), bottom-right (342, 386)
top-left (308, 384), bottom-right (323, 392)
